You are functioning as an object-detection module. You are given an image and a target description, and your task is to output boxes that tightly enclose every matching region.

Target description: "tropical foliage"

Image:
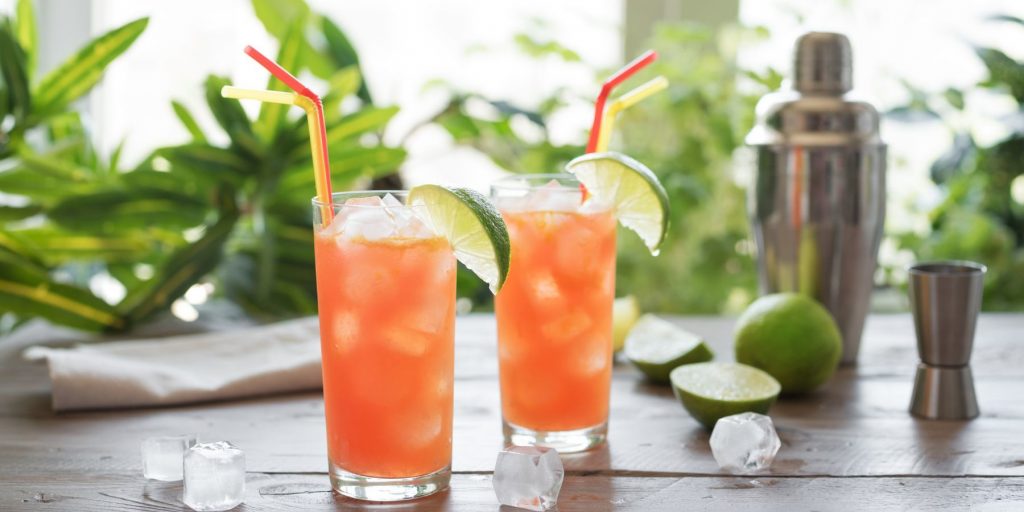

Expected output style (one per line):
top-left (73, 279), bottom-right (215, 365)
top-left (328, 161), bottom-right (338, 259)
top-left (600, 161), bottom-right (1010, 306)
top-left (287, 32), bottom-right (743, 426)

top-left (890, 15), bottom-right (1024, 309)
top-left (0, 0), bottom-right (403, 333)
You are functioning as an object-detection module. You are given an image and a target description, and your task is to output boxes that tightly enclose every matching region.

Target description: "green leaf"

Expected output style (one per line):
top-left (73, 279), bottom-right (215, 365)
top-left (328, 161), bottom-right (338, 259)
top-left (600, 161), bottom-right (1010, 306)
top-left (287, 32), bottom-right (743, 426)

top-left (14, 0), bottom-right (36, 79)
top-left (324, 106), bottom-right (398, 146)
top-left (158, 143), bottom-right (251, 182)
top-left (171, 100), bottom-right (208, 143)
top-left (943, 88), bottom-right (965, 110)
top-left (32, 17), bottom-right (148, 117)
top-left (988, 14), bottom-right (1024, 26)
top-left (0, 260), bottom-right (124, 331)
top-left (255, 23), bottom-right (304, 142)
top-left (0, 168), bottom-right (96, 203)
top-left (0, 19), bottom-right (31, 123)
top-left (49, 189), bottom-right (208, 234)
top-left (251, 0), bottom-right (310, 39)
top-left (11, 227), bottom-right (152, 265)
top-left (320, 17), bottom-right (372, 104)
top-left (322, 66), bottom-right (361, 114)
top-left (204, 75), bottom-right (258, 150)
top-left (513, 33), bottom-right (581, 62)
top-left (0, 204), bottom-right (41, 222)
top-left (118, 211), bottom-right (238, 325)
top-left (976, 47), bottom-right (1024, 103)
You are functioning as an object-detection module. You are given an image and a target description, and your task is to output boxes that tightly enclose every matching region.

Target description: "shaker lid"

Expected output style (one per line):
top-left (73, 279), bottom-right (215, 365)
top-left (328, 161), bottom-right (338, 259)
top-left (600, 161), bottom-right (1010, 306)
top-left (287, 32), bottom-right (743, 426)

top-left (745, 31), bottom-right (883, 147)
top-left (795, 32), bottom-right (852, 94)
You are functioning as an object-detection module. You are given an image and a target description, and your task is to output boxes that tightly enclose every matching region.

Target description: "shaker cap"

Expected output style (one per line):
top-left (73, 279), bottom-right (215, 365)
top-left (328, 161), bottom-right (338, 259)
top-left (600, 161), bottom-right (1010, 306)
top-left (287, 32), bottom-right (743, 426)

top-left (794, 32), bottom-right (852, 94)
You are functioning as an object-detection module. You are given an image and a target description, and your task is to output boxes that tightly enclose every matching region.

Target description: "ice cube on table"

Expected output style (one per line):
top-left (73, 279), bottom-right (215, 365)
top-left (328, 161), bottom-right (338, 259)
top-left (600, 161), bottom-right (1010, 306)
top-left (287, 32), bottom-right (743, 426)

top-left (141, 434), bottom-right (197, 481)
top-left (183, 441), bottom-right (245, 512)
top-left (493, 446), bottom-right (564, 511)
top-left (709, 412), bottom-right (781, 474)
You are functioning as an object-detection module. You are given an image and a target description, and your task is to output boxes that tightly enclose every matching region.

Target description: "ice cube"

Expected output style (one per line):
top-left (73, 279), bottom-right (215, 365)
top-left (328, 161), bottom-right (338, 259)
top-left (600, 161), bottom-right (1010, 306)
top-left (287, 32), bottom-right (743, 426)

top-left (183, 441), bottom-right (245, 512)
top-left (709, 412), bottom-right (781, 474)
top-left (493, 446), bottom-right (564, 511)
top-left (529, 272), bottom-right (566, 311)
top-left (527, 180), bottom-right (581, 212)
top-left (540, 308), bottom-right (592, 341)
top-left (141, 434), bottom-right (197, 481)
top-left (329, 310), bottom-right (360, 354)
top-left (342, 206), bottom-right (396, 241)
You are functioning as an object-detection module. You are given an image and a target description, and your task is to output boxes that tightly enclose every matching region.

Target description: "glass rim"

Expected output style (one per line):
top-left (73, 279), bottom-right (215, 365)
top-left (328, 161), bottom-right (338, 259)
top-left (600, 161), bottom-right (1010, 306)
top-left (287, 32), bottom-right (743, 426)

top-left (907, 260), bottom-right (987, 276)
top-left (311, 190), bottom-right (424, 210)
top-left (490, 173), bottom-right (580, 195)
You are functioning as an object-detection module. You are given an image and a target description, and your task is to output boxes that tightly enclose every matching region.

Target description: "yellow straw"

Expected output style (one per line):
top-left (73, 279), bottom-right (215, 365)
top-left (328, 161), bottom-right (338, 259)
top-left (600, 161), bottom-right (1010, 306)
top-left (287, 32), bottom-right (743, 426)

top-left (220, 86), bottom-right (333, 221)
top-left (595, 76), bottom-right (669, 153)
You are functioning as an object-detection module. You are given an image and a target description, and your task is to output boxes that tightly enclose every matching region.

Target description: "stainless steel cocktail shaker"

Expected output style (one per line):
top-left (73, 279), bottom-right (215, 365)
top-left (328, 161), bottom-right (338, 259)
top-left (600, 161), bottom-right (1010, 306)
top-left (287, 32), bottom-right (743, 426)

top-left (745, 32), bottom-right (886, 365)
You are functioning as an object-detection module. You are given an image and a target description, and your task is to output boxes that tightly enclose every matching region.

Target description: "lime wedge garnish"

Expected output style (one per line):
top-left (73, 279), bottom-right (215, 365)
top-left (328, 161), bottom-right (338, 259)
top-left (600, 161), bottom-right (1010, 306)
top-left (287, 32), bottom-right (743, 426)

top-left (613, 295), bottom-right (641, 352)
top-left (670, 362), bottom-right (781, 429)
top-left (565, 151), bottom-right (670, 254)
top-left (408, 185), bottom-right (510, 292)
top-left (625, 315), bottom-right (714, 383)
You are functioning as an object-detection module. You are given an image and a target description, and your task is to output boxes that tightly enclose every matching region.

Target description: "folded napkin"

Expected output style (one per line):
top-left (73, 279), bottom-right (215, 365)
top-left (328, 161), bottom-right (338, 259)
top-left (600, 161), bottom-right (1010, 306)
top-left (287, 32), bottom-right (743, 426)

top-left (24, 317), bottom-right (323, 411)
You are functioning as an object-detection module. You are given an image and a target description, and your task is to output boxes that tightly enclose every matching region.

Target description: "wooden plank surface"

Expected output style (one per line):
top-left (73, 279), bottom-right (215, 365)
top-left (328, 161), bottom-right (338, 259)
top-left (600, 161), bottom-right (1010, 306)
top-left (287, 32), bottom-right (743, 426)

top-left (2, 313), bottom-right (1023, 510)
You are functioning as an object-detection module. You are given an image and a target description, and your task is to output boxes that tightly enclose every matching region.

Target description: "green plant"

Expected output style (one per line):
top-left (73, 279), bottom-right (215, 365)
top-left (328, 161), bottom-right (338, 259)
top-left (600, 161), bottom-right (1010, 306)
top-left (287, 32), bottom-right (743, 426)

top-left (430, 24), bottom-right (779, 313)
top-left (0, 0), bottom-right (149, 332)
top-left (0, 0), bottom-right (405, 333)
top-left (890, 15), bottom-right (1024, 309)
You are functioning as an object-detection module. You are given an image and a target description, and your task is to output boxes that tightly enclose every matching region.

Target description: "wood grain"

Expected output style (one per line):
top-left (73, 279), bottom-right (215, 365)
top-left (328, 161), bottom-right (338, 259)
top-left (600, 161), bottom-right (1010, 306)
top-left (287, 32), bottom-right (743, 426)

top-left (2, 313), bottom-right (1024, 510)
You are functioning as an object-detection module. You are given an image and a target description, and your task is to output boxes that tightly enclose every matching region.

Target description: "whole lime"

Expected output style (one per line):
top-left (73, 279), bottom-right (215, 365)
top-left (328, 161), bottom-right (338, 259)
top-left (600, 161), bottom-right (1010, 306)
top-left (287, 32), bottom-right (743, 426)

top-left (734, 293), bottom-right (842, 393)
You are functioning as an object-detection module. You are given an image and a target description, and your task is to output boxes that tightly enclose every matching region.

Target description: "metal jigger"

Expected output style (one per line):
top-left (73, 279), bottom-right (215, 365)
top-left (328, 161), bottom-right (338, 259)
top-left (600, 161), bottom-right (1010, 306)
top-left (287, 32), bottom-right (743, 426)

top-left (908, 261), bottom-right (986, 420)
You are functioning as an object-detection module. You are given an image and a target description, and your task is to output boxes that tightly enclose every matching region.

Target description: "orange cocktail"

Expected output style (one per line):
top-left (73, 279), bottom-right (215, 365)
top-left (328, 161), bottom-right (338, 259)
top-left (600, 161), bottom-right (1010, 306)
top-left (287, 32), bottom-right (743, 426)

top-left (492, 176), bottom-right (616, 452)
top-left (313, 191), bottom-right (455, 501)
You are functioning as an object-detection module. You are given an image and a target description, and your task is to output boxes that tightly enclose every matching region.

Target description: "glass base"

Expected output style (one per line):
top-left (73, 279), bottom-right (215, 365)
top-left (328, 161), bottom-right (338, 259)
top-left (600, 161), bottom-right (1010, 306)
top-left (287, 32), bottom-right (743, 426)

top-left (503, 420), bottom-right (607, 453)
top-left (329, 462), bottom-right (450, 502)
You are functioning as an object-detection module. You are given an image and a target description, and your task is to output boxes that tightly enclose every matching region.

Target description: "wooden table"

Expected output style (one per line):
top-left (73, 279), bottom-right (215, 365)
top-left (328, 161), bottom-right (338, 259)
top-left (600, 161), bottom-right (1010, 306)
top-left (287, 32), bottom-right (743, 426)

top-left (2, 314), bottom-right (1023, 511)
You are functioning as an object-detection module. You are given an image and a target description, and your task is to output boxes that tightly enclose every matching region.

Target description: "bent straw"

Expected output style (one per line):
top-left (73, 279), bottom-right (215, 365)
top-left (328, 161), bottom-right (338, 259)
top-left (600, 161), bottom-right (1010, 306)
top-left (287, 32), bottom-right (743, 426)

top-left (221, 86), bottom-right (333, 222)
top-left (585, 49), bottom-right (658, 153)
top-left (595, 76), bottom-right (669, 153)
top-left (242, 46), bottom-right (334, 220)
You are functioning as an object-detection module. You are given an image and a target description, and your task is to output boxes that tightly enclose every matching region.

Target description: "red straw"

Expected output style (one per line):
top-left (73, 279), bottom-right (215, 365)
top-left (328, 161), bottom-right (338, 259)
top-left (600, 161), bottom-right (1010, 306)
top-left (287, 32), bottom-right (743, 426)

top-left (243, 45), bottom-right (333, 200)
top-left (585, 50), bottom-right (658, 153)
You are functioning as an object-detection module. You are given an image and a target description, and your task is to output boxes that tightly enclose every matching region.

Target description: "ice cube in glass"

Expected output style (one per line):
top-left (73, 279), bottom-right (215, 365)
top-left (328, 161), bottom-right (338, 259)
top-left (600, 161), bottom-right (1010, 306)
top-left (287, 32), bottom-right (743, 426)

top-left (183, 441), bottom-right (245, 511)
top-left (493, 446), bottom-right (564, 511)
top-left (141, 434), bottom-right (197, 481)
top-left (709, 412), bottom-right (781, 474)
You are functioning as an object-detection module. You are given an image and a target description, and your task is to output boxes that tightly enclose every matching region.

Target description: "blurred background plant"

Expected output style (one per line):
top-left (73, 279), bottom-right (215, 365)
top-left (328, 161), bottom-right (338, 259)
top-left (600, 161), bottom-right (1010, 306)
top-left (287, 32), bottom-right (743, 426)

top-left (2, 0), bottom-right (1022, 334)
top-left (431, 23), bottom-right (778, 313)
top-left (0, 0), bottom-right (404, 333)
top-left (887, 14), bottom-right (1024, 310)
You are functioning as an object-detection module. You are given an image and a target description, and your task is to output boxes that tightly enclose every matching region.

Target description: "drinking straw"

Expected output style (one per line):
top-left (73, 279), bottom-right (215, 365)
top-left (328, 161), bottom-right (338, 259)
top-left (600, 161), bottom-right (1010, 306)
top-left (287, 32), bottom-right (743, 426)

top-left (594, 76), bottom-right (669, 153)
top-left (241, 46), bottom-right (334, 220)
top-left (220, 85), bottom-right (333, 222)
top-left (585, 49), bottom-right (658, 153)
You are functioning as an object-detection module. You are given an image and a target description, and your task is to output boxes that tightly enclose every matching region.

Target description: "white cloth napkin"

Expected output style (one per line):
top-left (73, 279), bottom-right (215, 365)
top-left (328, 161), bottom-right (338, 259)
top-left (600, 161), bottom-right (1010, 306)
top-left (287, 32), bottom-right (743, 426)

top-left (23, 317), bottom-right (323, 411)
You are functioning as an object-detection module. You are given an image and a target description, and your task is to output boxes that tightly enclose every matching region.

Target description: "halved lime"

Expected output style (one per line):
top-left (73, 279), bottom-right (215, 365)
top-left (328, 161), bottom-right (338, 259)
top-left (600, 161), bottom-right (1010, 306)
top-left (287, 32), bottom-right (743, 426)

top-left (625, 315), bottom-right (714, 383)
top-left (670, 362), bottom-right (781, 429)
top-left (565, 151), bottom-right (670, 254)
top-left (408, 185), bottom-right (511, 292)
top-left (613, 295), bottom-right (641, 352)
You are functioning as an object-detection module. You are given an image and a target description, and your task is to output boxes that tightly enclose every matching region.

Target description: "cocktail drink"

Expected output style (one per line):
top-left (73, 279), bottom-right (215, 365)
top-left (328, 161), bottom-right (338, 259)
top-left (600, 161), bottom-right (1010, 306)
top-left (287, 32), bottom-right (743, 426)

top-left (228, 47), bottom-right (512, 502)
top-left (492, 176), bottom-right (617, 452)
top-left (313, 191), bottom-right (455, 500)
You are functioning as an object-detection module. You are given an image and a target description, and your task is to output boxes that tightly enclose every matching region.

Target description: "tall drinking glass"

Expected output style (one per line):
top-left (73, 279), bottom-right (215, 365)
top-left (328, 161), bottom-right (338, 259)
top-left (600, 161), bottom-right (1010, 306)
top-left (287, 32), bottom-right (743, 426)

top-left (491, 175), bottom-right (616, 453)
top-left (312, 191), bottom-right (455, 501)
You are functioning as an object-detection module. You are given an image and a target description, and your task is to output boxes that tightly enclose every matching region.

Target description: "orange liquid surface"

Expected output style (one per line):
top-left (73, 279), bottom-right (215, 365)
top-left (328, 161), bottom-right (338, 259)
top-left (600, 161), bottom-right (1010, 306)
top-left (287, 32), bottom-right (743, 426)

top-left (495, 208), bottom-right (616, 431)
top-left (314, 231), bottom-right (455, 478)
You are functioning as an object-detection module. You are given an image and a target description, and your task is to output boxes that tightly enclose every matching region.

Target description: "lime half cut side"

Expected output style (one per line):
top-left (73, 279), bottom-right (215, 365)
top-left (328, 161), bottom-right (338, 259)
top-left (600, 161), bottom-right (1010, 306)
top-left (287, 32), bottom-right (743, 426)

top-left (670, 362), bottom-right (781, 429)
top-left (408, 185), bottom-right (511, 293)
top-left (565, 151), bottom-right (670, 254)
top-left (624, 315), bottom-right (714, 383)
